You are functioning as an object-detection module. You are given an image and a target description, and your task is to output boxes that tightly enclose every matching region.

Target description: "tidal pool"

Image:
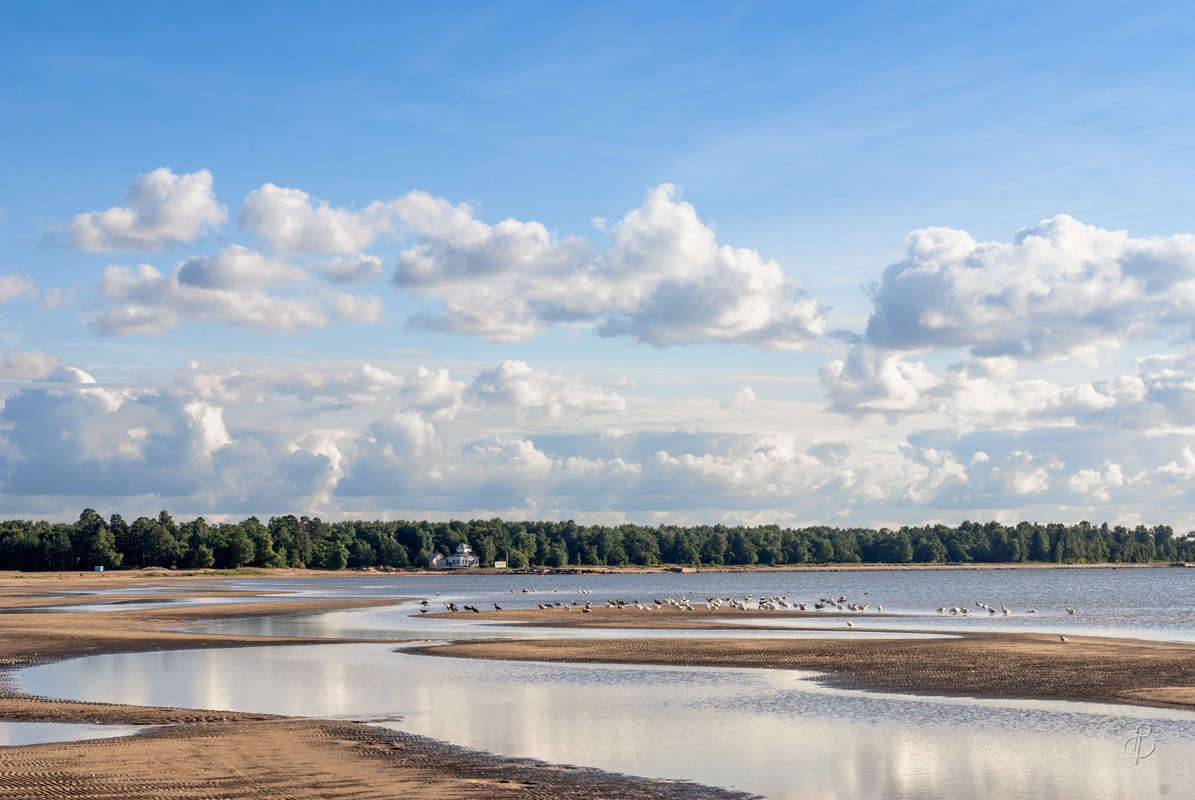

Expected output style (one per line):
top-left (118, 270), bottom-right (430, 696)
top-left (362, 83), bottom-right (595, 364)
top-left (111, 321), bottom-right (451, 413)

top-left (0, 721), bottom-right (144, 746)
top-left (17, 642), bottom-right (1195, 799)
top-left (10, 596), bottom-right (278, 613)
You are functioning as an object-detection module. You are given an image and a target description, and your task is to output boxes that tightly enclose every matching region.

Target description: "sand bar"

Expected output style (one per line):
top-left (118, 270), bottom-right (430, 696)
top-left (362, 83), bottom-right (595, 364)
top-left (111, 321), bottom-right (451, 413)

top-left (412, 630), bottom-right (1195, 710)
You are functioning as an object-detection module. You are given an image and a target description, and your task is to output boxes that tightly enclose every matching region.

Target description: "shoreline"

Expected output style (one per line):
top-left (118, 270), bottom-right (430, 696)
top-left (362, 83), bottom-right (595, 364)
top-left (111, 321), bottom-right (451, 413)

top-left (1, 560), bottom-right (1189, 584)
top-left (3, 571), bottom-right (1194, 799)
top-left (0, 573), bottom-right (752, 800)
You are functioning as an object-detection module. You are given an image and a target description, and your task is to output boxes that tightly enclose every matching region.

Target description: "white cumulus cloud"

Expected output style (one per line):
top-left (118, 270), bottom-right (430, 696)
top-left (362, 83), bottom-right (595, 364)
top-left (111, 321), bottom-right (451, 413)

top-left (94, 261), bottom-right (327, 335)
top-left (467, 360), bottom-right (626, 418)
top-left (238, 184), bottom-right (403, 254)
top-left (176, 245), bottom-right (306, 290)
top-left (397, 184), bottom-right (827, 348)
top-left (232, 181), bottom-right (827, 347)
top-left (65, 167), bottom-right (227, 251)
top-left (864, 215), bottom-right (1195, 361)
top-left (1067, 461), bottom-right (1126, 503)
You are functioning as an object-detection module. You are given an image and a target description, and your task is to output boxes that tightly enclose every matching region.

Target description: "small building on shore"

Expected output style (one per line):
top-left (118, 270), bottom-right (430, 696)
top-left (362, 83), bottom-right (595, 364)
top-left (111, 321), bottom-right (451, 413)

top-left (426, 552), bottom-right (446, 569)
top-left (446, 542), bottom-right (480, 568)
top-left (492, 559), bottom-right (508, 569)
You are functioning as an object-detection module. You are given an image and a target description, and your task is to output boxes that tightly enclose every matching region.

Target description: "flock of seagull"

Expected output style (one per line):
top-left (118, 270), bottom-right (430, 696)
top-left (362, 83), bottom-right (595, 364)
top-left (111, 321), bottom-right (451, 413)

top-left (936, 602), bottom-right (1080, 616)
top-left (421, 590), bottom-right (888, 616)
top-left (520, 592), bottom-right (882, 615)
top-left (418, 589), bottom-right (1081, 640)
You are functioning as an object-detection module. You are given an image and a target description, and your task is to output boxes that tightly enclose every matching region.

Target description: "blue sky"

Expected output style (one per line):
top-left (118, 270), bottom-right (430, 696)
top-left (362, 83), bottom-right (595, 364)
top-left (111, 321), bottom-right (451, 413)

top-left (3, 2), bottom-right (1195, 526)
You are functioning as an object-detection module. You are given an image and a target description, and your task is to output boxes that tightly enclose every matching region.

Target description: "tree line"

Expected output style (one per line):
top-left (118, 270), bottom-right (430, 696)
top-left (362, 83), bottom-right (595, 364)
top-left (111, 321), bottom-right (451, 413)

top-left (0, 509), bottom-right (1192, 572)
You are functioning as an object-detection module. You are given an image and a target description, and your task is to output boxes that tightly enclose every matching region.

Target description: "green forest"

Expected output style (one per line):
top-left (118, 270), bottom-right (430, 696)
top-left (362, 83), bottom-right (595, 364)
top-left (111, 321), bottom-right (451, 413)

top-left (0, 509), bottom-right (1192, 572)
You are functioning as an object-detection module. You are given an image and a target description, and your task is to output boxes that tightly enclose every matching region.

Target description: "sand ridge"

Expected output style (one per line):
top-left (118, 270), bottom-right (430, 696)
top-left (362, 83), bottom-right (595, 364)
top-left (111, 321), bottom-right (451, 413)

top-left (410, 631), bottom-right (1195, 710)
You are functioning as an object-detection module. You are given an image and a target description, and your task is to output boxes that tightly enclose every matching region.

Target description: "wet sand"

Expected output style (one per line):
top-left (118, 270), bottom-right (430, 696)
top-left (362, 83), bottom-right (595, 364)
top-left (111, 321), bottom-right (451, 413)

top-left (426, 604), bottom-right (891, 629)
top-left (0, 718), bottom-right (753, 800)
top-left (0, 571), bottom-right (749, 799)
top-left (413, 631), bottom-right (1195, 710)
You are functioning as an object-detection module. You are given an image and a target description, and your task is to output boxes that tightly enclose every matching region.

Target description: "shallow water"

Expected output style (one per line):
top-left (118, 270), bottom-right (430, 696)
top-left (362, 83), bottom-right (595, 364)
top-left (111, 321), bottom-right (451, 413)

top-left (18, 642), bottom-right (1195, 799)
top-left (0, 721), bottom-right (144, 746)
top-left (192, 601), bottom-right (955, 642)
top-left (177, 566), bottom-right (1195, 642)
top-left (27, 566), bottom-right (1188, 638)
top-left (10, 596), bottom-right (285, 613)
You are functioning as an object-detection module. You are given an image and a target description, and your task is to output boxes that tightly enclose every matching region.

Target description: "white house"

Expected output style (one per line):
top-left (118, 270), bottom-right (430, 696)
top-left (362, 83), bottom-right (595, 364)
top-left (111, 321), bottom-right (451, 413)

top-left (492, 559), bottom-right (508, 569)
top-left (445, 542), bottom-right (480, 568)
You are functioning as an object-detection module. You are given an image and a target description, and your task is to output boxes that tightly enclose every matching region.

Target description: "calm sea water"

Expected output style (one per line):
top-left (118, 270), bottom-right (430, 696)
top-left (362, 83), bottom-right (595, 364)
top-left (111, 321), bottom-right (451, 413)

top-left (179, 566), bottom-right (1195, 641)
top-left (18, 642), bottom-right (1195, 799)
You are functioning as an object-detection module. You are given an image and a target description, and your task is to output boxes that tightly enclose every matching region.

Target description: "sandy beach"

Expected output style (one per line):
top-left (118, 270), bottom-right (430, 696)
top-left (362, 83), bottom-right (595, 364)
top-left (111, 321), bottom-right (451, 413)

top-left (0, 572), bottom-right (751, 799)
top-left (2, 570), bottom-right (1195, 798)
